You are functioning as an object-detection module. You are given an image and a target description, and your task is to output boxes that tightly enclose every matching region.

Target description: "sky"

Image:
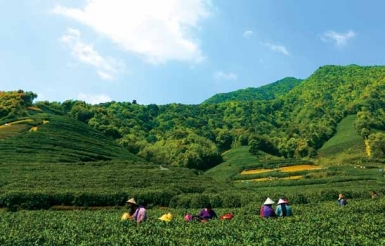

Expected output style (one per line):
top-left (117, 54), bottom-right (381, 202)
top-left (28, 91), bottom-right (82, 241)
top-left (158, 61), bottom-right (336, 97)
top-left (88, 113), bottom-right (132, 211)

top-left (1, 0), bottom-right (385, 105)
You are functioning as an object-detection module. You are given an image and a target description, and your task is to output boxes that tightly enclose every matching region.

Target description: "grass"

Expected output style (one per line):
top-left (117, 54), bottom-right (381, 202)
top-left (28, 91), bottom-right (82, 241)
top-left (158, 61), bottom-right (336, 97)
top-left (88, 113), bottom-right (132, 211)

top-left (204, 146), bottom-right (260, 182)
top-left (240, 164), bottom-right (322, 175)
top-left (241, 169), bottom-right (274, 175)
top-left (280, 165), bottom-right (322, 172)
top-left (241, 175), bottom-right (303, 182)
top-left (321, 115), bottom-right (362, 149)
top-left (27, 106), bottom-right (43, 111)
top-left (318, 115), bottom-right (366, 164)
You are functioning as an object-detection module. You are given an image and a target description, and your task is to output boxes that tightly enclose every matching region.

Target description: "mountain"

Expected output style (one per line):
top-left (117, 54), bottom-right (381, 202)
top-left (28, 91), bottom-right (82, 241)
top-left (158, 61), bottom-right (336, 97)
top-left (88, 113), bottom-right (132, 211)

top-left (2, 64), bottom-right (385, 170)
top-left (202, 77), bottom-right (303, 104)
top-left (2, 64), bottom-right (385, 209)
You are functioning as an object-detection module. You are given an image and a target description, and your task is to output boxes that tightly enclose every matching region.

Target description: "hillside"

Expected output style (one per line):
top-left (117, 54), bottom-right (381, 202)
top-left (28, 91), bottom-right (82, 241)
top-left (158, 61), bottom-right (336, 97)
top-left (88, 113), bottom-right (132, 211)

top-left (1, 65), bottom-right (381, 171)
top-left (206, 114), bottom-right (374, 183)
top-left (282, 65), bottom-right (385, 127)
top-left (2, 64), bottom-right (385, 209)
top-left (203, 117), bottom-right (384, 205)
top-left (203, 77), bottom-right (303, 104)
top-left (0, 107), bottom-right (225, 209)
top-left (204, 146), bottom-right (305, 182)
top-left (0, 113), bottom-right (139, 164)
top-left (317, 115), bottom-right (366, 164)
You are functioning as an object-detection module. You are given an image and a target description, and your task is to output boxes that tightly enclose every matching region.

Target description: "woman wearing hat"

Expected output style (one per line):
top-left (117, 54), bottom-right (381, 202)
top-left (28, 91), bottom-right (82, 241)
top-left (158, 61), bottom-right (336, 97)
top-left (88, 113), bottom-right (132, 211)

top-left (132, 200), bottom-right (148, 223)
top-left (126, 198), bottom-right (138, 216)
top-left (371, 191), bottom-right (378, 199)
top-left (338, 194), bottom-right (348, 206)
top-left (121, 198), bottom-right (138, 221)
top-left (275, 198), bottom-right (293, 217)
top-left (195, 203), bottom-right (217, 222)
top-left (260, 197), bottom-right (276, 218)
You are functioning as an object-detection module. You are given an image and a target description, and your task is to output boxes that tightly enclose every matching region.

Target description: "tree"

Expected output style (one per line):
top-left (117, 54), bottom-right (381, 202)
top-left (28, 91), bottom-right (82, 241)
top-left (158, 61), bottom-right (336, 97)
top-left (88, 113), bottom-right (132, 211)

top-left (249, 136), bottom-right (280, 156)
top-left (368, 133), bottom-right (385, 158)
top-left (21, 91), bottom-right (38, 106)
top-left (216, 131), bottom-right (233, 152)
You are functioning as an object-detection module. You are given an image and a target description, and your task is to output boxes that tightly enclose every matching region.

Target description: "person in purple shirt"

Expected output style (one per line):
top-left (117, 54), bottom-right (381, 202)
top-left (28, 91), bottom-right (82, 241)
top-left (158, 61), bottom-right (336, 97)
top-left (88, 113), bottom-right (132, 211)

top-left (132, 200), bottom-right (148, 223)
top-left (338, 194), bottom-right (348, 206)
top-left (193, 203), bottom-right (217, 221)
top-left (260, 197), bottom-right (276, 218)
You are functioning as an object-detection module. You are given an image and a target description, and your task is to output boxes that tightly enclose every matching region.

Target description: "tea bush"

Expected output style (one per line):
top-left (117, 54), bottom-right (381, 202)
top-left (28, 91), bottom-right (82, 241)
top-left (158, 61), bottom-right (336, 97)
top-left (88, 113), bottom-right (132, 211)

top-left (1, 199), bottom-right (385, 245)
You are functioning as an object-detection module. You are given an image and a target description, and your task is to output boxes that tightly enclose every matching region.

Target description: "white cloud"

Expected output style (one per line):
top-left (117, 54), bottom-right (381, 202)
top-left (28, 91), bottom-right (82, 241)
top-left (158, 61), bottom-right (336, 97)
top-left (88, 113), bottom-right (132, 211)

top-left (214, 71), bottom-right (238, 80)
top-left (61, 28), bottom-right (123, 80)
top-left (321, 30), bottom-right (356, 46)
top-left (97, 71), bottom-right (114, 80)
top-left (263, 42), bottom-right (290, 56)
top-left (243, 30), bottom-right (253, 38)
top-left (53, 0), bottom-right (212, 64)
top-left (77, 93), bottom-right (112, 104)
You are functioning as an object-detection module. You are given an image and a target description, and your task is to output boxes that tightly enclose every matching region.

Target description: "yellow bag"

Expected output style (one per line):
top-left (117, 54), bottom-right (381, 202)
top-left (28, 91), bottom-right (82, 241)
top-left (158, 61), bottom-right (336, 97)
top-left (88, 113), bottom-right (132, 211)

top-left (121, 212), bottom-right (132, 221)
top-left (158, 213), bottom-right (173, 222)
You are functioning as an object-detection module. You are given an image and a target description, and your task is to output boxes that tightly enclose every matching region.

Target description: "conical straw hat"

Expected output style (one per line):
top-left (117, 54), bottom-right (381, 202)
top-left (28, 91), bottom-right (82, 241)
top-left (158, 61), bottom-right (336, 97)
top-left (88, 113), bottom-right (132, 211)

top-left (126, 198), bottom-right (137, 205)
top-left (263, 197), bottom-right (275, 205)
top-left (277, 198), bottom-right (288, 204)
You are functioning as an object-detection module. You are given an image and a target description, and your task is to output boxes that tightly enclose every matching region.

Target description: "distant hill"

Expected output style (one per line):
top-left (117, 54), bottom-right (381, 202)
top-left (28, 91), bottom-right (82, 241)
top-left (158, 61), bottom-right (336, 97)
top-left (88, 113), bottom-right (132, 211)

top-left (0, 113), bottom-right (139, 164)
top-left (2, 65), bottom-right (385, 209)
top-left (2, 64), bottom-right (385, 170)
top-left (203, 77), bottom-right (303, 104)
top-left (277, 65), bottom-right (385, 146)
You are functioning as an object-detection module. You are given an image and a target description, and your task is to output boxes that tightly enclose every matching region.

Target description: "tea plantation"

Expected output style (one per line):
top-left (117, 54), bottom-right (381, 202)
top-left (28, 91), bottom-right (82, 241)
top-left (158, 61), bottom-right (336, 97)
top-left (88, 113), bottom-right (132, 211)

top-left (1, 109), bottom-right (385, 245)
top-left (1, 199), bottom-right (384, 245)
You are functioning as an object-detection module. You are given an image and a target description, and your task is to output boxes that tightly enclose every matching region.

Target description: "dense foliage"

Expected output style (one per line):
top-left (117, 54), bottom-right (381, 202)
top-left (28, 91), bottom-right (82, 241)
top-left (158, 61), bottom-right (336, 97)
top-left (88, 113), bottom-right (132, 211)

top-left (28, 65), bottom-right (385, 167)
top-left (1, 64), bottom-right (385, 210)
top-left (203, 77), bottom-right (303, 104)
top-left (0, 90), bottom-right (37, 120)
top-left (3, 65), bottom-right (385, 170)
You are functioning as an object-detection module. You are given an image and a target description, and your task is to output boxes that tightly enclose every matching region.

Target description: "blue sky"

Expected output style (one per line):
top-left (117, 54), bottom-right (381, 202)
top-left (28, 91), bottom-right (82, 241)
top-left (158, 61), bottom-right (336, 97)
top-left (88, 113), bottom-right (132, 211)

top-left (1, 0), bottom-right (385, 105)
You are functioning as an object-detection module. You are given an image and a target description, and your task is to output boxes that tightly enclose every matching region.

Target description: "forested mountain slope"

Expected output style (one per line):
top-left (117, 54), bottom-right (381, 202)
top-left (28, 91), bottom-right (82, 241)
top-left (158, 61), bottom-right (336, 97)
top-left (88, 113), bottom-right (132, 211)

top-left (278, 65), bottom-right (385, 150)
top-left (203, 77), bottom-right (303, 104)
top-left (2, 65), bottom-right (385, 170)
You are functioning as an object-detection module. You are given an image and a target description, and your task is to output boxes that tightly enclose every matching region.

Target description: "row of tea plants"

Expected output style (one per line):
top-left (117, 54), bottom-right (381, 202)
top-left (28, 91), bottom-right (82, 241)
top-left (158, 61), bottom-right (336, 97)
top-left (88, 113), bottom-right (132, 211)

top-left (1, 198), bottom-right (384, 245)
